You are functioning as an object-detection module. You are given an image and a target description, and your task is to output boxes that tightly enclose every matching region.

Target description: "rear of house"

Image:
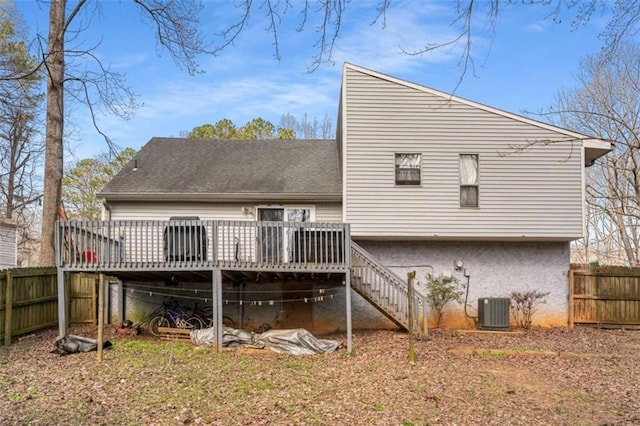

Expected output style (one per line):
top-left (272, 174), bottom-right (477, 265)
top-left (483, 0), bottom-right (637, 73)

top-left (94, 138), bottom-right (392, 334)
top-left (339, 63), bottom-right (610, 327)
top-left (56, 63), bottom-right (610, 337)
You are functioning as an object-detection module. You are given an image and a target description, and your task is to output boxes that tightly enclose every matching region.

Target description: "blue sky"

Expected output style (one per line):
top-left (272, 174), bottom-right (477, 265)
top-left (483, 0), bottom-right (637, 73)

top-left (16, 0), bottom-right (612, 161)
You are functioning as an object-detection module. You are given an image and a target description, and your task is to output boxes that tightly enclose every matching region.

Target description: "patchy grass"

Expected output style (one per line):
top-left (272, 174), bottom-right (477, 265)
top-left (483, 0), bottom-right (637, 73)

top-left (481, 349), bottom-right (508, 358)
top-left (0, 327), bottom-right (639, 425)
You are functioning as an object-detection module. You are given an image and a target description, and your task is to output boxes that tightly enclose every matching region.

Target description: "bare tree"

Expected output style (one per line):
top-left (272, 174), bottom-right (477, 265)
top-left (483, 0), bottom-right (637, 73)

top-left (216, 1), bottom-right (640, 74)
top-left (0, 3), bottom-right (44, 264)
top-left (5, 0), bottom-right (212, 265)
top-left (279, 113), bottom-right (334, 139)
top-left (551, 43), bottom-right (640, 265)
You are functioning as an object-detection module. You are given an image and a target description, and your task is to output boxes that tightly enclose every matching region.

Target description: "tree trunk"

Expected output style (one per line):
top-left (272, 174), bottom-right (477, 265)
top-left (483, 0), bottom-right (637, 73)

top-left (40, 0), bottom-right (65, 266)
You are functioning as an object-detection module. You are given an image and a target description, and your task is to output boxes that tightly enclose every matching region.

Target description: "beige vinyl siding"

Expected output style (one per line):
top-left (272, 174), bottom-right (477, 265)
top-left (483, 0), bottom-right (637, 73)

top-left (316, 203), bottom-right (343, 222)
top-left (343, 65), bottom-right (584, 240)
top-left (108, 202), bottom-right (257, 221)
top-left (0, 223), bottom-right (17, 269)
top-left (106, 202), bottom-right (342, 222)
top-left (104, 202), bottom-right (343, 263)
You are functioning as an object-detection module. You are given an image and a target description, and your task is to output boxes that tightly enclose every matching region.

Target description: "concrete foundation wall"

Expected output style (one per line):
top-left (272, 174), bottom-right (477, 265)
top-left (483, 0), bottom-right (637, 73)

top-left (356, 240), bottom-right (570, 329)
top-left (111, 277), bottom-right (394, 334)
top-left (107, 241), bottom-right (566, 332)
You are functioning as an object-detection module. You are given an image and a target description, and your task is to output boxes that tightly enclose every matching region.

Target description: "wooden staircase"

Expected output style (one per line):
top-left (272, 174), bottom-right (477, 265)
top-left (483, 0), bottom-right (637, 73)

top-left (350, 242), bottom-right (428, 335)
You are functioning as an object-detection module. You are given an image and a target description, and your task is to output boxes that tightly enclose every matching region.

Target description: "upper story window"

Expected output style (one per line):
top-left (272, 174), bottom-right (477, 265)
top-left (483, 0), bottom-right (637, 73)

top-left (395, 153), bottom-right (421, 185)
top-left (460, 154), bottom-right (479, 207)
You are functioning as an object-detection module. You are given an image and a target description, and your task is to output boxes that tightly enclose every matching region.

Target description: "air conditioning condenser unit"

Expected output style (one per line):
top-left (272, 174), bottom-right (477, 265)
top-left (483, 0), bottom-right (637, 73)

top-left (477, 297), bottom-right (510, 330)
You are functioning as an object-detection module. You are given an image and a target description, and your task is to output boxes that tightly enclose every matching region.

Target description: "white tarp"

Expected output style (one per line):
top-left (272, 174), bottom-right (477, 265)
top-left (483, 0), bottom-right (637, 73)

top-left (190, 327), bottom-right (340, 355)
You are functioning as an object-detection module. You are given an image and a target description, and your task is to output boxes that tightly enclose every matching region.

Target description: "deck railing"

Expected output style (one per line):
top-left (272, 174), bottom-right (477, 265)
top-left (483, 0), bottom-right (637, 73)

top-left (56, 220), bottom-right (350, 272)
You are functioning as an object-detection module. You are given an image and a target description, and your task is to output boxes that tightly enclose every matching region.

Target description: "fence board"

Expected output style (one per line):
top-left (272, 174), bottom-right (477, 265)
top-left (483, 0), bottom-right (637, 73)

top-left (569, 264), bottom-right (640, 327)
top-left (0, 268), bottom-right (100, 345)
top-left (69, 274), bottom-right (98, 324)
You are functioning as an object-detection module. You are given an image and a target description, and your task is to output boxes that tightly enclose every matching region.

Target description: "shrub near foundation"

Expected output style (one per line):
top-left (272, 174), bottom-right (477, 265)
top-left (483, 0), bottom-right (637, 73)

top-left (424, 274), bottom-right (464, 329)
top-left (510, 290), bottom-right (550, 329)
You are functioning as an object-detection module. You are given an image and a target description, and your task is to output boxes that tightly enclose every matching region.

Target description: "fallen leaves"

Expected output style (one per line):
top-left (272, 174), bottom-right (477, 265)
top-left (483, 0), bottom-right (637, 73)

top-left (0, 326), bottom-right (639, 424)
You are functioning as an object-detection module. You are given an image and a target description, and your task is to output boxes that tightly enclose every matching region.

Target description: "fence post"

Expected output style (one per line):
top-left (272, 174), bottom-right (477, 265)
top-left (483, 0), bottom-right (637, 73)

top-left (4, 271), bottom-right (13, 346)
top-left (345, 270), bottom-right (353, 354)
top-left (407, 270), bottom-right (415, 364)
top-left (422, 296), bottom-right (429, 339)
top-left (568, 269), bottom-right (575, 329)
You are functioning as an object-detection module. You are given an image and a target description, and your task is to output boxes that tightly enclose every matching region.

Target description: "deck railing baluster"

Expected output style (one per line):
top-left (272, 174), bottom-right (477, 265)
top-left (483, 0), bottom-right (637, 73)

top-left (56, 219), bottom-right (350, 272)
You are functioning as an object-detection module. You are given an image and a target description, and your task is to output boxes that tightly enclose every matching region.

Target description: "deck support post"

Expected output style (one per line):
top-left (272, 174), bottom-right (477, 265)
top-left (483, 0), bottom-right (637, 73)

top-left (345, 270), bottom-right (352, 353)
top-left (57, 268), bottom-right (67, 337)
top-left (212, 268), bottom-right (223, 353)
top-left (4, 271), bottom-right (13, 346)
top-left (407, 271), bottom-right (415, 364)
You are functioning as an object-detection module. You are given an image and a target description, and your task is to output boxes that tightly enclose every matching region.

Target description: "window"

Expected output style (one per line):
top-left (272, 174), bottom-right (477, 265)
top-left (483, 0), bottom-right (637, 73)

top-left (256, 206), bottom-right (314, 262)
top-left (460, 154), bottom-right (479, 207)
top-left (395, 153), bottom-right (421, 185)
top-left (256, 207), bottom-right (313, 222)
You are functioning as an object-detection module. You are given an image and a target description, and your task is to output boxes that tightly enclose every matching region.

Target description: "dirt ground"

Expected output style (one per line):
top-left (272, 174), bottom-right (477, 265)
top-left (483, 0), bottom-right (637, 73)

top-left (1, 325), bottom-right (639, 425)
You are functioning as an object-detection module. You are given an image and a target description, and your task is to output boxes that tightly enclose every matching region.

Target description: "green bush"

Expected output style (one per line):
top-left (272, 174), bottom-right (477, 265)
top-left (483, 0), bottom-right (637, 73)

top-left (424, 274), bottom-right (463, 328)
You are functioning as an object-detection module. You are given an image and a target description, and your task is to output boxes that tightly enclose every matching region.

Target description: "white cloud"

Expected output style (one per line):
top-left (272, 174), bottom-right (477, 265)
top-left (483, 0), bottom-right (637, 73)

top-left (525, 21), bottom-right (548, 33)
top-left (111, 52), bottom-right (154, 69)
top-left (328, 1), bottom-right (483, 77)
top-left (68, 1), bottom-right (475, 155)
top-left (73, 63), bottom-right (341, 154)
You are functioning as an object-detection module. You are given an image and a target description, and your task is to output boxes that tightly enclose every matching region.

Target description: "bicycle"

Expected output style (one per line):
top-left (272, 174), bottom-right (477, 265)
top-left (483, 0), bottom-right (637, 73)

top-left (148, 300), bottom-right (206, 336)
top-left (191, 302), bottom-right (235, 329)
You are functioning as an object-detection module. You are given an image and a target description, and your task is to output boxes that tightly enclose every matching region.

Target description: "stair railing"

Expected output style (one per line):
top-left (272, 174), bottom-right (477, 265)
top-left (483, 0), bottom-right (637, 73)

top-left (351, 241), bottom-right (428, 335)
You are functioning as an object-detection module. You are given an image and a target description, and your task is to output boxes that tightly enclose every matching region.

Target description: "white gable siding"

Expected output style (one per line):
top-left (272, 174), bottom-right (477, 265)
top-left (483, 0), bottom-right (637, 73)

top-left (0, 222), bottom-right (17, 269)
top-left (106, 202), bottom-right (343, 223)
top-left (343, 66), bottom-right (584, 241)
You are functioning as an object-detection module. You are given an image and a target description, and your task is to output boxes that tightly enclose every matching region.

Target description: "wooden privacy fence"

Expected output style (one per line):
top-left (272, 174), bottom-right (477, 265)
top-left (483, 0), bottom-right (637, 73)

top-left (569, 264), bottom-right (640, 327)
top-left (0, 267), bottom-right (58, 345)
top-left (0, 268), bottom-right (99, 345)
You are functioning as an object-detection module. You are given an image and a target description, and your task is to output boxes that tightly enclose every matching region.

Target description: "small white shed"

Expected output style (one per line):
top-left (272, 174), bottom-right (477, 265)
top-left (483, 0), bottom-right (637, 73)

top-left (0, 218), bottom-right (17, 269)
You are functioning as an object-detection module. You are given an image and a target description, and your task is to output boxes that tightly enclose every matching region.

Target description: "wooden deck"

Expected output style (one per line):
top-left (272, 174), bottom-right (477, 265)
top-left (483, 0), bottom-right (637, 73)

top-left (56, 219), bottom-right (351, 274)
top-left (54, 220), bottom-right (427, 353)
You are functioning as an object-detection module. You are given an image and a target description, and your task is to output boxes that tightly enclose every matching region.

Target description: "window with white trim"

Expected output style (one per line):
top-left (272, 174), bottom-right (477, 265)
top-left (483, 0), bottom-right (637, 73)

top-left (460, 154), bottom-right (479, 207)
top-left (256, 206), bottom-right (315, 263)
top-left (395, 153), bottom-right (421, 185)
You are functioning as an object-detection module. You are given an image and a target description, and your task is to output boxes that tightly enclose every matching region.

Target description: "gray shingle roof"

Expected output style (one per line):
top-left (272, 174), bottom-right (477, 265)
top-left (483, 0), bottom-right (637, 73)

top-left (99, 138), bottom-right (342, 202)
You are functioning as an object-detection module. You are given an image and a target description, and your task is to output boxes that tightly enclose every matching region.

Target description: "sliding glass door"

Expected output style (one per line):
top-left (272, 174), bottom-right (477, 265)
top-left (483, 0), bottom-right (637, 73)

top-left (257, 207), bottom-right (312, 263)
